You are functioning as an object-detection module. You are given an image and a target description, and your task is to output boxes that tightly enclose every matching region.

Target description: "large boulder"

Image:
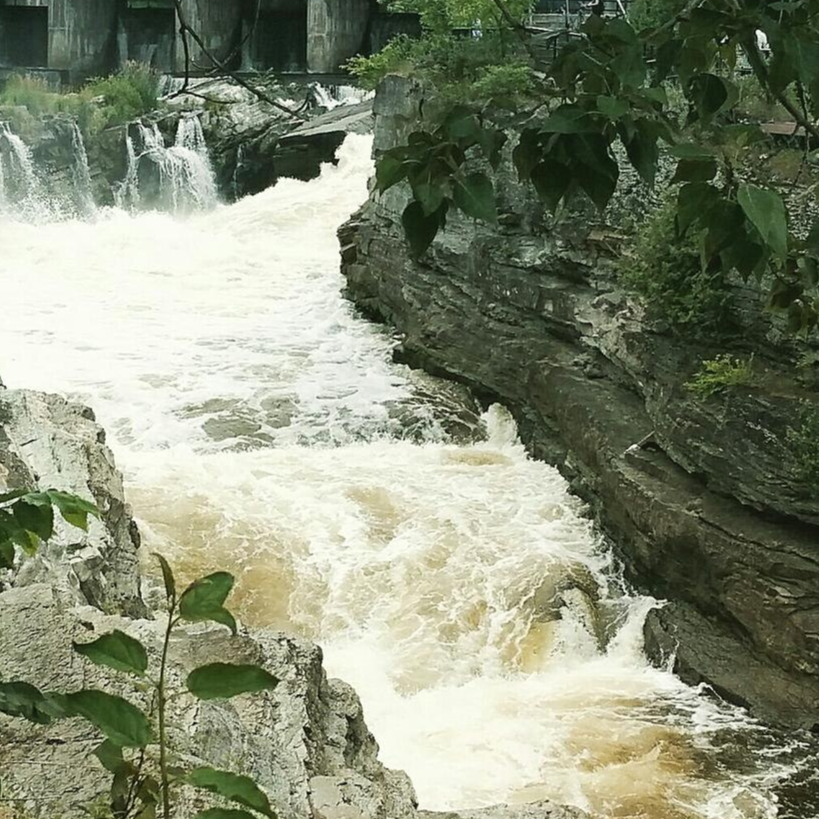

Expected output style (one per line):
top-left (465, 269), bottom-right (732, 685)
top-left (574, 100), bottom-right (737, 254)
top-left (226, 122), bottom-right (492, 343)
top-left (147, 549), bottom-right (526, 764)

top-left (0, 388), bottom-right (144, 618)
top-left (0, 584), bottom-right (417, 819)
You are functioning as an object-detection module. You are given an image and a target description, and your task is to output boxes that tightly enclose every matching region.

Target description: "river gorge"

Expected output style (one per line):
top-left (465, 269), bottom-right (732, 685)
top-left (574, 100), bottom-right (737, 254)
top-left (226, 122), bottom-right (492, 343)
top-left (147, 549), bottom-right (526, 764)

top-left (1, 100), bottom-right (819, 819)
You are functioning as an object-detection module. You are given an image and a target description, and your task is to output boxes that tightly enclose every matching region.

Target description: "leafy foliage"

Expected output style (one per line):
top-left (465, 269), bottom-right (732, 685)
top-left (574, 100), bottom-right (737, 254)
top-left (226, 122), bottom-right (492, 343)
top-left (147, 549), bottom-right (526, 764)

top-left (0, 489), bottom-right (100, 571)
top-left (371, 0), bottom-right (819, 331)
top-left (378, 106), bottom-right (507, 256)
top-left (387, 0), bottom-right (531, 33)
top-left (685, 354), bottom-right (754, 397)
top-left (347, 28), bottom-right (534, 103)
top-left (0, 551), bottom-right (279, 819)
top-left (0, 62), bottom-right (160, 140)
top-left (621, 197), bottom-right (732, 332)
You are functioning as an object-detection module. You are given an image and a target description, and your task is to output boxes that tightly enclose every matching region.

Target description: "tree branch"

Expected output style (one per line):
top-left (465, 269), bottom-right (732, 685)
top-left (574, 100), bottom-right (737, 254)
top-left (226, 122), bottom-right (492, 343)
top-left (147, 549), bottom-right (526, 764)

top-left (169, 0), bottom-right (304, 120)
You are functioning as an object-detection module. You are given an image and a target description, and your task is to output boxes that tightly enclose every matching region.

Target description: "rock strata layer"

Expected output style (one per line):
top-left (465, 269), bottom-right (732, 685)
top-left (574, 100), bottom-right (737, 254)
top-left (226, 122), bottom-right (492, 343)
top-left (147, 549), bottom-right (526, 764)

top-left (339, 76), bottom-right (819, 729)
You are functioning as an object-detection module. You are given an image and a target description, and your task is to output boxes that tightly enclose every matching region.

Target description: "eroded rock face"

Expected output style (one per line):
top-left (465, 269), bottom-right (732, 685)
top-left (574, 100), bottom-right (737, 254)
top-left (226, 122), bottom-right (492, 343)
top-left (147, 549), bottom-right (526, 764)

top-left (0, 388), bottom-right (144, 617)
top-left (0, 584), bottom-right (417, 819)
top-left (339, 77), bottom-right (819, 728)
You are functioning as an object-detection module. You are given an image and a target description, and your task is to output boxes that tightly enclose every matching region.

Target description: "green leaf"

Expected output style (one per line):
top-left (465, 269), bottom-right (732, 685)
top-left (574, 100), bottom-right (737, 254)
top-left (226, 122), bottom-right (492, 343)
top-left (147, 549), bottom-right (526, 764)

top-left (0, 509), bottom-right (39, 556)
top-left (671, 158), bottom-right (718, 183)
top-left (512, 129), bottom-right (543, 182)
top-left (73, 630), bottom-right (149, 677)
top-left (688, 73), bottom-right (729, 121)
top-left (191, 811), bottom-right (258, 819)
top-left (178, 571), bottom-right (237, 635)
top-left (413, 181), bottom-right (446, 217)
top-left (401, 200), bottom-right (442, 258)
top-left (0, 681), bottom-right (59, 724)
top-left (46, 491), bottom-right (99, 531)
top-left (93, 740), bottom-right (126, 774)
top-left (623, 124), bottom-right (658, 186)
top-left (478, 128), bottom-right (507, 170)
top-left (375, 155), bottom-right (407, 193)
top-left (542, 105), bottom-right (600, 134)
top-left (531, 160), bottom-right (572, 213)
top-left (737, 184), bottom-right (789, 262)
top-left (13, 501), bottom-right (53, 543)
top-left (668, 144), bottom-right (716, 160)
top-left (597, 95), bottom-right (629, 120)
top-left (187, 767), bottom-right (275, 817)
top-left (0, 539), bottom-right (13, 569)
top-left (153, 553), bottom-right (176, 603)
top-left (0, 489), bottom-right (28, 504)
top-left (676, 182), bottom-right (720, 234)
top-left (65, 690), bottom-right (152, 748)
top-left (446, 108), bottom-right (482, 142)
top-left (186, 663), bottom-right (278, 701)
top-left (453, 173), bottom-right (497, 223)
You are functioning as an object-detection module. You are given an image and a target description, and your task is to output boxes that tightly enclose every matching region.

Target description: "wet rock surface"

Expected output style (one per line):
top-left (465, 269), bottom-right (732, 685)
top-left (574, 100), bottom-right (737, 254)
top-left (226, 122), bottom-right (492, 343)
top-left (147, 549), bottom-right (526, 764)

top-left (339, 77), bottom-right (819, 729)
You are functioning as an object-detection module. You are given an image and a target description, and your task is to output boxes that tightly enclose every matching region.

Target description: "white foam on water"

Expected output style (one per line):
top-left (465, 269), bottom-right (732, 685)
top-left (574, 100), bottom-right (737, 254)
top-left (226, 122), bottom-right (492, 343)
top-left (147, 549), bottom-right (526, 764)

top-left (0, 133), bottom-right (806, 819)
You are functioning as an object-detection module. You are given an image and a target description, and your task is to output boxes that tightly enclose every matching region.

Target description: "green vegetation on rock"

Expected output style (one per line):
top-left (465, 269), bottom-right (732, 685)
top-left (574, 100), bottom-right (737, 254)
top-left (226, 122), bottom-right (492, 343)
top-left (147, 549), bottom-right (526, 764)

top-left (685, 355), bottom-right (754, 397)
top-left (621, 198), bottom-right (732, 333)
top-left (0, 63), bottom-right (160, 139)
top-left (787, 403), bottom-right (819, 484)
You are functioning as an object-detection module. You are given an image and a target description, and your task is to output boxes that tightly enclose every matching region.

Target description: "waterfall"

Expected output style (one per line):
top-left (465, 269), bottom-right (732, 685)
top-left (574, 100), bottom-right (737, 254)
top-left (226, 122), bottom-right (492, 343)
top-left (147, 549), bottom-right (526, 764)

top-left (0, 122), bottom-right (52, 221)
top-left (159, 74), bottom-right (185, 98)
top-left (69, 122), bottom-right (94, 215)
top-left (116, 116), bottom-right (217, 214)
top-left (310, 83), bottom-right (375, 111)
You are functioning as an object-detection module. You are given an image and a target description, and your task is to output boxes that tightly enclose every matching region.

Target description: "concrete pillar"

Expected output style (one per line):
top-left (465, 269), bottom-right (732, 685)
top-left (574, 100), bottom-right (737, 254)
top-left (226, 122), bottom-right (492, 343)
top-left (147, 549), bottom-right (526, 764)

top-left (48, 0), bottom-right (118, 76)
top-left (306, 0), bottom-right (369, 73)
top-left (175, 0), bottom-right (243, 72)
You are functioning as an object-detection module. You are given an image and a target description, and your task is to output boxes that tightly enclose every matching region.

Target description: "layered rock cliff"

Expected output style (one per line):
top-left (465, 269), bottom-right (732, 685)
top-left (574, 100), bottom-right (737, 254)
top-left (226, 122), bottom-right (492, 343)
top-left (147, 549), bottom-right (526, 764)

top-left (339, 77), bottom-right (819, 730)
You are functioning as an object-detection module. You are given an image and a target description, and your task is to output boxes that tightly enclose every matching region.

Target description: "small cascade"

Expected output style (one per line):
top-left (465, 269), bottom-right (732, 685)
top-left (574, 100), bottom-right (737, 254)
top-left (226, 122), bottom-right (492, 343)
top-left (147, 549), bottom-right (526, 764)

top-left (69, 121), bottom-right (95, 215)
top-left (115, 115), bottom-right (217, 214)
top-left (0, 122), bottom-right (52, 221)
top-left (310, 83), bottom-right (375, 111)
top-left (159, 74), bottom-right (185, 98)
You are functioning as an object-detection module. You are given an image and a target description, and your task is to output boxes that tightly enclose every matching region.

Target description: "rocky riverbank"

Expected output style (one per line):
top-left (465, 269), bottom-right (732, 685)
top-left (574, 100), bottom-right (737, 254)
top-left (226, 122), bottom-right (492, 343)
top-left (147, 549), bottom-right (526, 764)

top-left (0, 381), bottom-right (588, 818)
top-left (339, 77), bottom-right (819, 730)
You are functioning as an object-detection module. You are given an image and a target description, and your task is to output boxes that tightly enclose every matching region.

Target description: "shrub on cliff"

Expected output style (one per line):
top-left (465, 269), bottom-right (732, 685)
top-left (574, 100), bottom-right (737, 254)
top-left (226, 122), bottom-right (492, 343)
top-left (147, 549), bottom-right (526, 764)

top-left (369, 0), bottom-right (819, 334)
top-left (84, 62), bottom-right (161, 129)
top-left (0, 63), bottom-right (160, 140)
top-left (621, 197), bottom-right (732, 333)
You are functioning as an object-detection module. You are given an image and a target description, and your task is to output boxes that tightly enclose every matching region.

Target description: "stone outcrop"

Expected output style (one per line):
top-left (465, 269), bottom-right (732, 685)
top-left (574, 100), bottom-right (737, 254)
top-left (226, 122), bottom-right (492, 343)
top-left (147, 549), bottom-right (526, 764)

top-left (339, 77), bottom-right (819, 729)
top-left (0, 387), bottom-right (144, 617)
top-left (0, 584), bottom-right (417, 819)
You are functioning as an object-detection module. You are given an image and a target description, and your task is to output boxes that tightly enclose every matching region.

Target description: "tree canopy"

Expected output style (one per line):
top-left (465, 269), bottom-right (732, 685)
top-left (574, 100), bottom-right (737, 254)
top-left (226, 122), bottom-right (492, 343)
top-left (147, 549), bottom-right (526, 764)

top-left (371, 0), bottom-right (819, 332)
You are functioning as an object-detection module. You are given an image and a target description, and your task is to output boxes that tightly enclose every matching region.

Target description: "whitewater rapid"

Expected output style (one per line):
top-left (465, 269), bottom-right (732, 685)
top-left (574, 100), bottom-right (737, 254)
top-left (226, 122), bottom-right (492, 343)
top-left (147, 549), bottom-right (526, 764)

top-left (0, 135), bottom-right (807, 819)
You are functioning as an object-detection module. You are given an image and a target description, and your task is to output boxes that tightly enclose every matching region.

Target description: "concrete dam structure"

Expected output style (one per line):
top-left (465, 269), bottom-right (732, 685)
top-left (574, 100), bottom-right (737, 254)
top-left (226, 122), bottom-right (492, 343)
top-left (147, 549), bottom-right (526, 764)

top-left (0, 0), bottom-right (419, 80)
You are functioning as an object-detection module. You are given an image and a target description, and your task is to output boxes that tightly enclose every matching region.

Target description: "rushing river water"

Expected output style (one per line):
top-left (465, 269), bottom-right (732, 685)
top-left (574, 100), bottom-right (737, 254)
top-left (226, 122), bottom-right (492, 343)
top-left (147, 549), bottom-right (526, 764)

top-left (1, 134), bottom-right (816, 819)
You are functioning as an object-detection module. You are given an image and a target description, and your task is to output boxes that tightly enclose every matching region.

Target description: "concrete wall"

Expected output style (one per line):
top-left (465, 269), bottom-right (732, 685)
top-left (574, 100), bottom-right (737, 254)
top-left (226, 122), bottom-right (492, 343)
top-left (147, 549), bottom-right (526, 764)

top-left (176, 0), bottom-right (243, 72)
top-left (48, 0), bottom-right (118, 75)
top-left (306, 0), bottom-right (369, 73)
